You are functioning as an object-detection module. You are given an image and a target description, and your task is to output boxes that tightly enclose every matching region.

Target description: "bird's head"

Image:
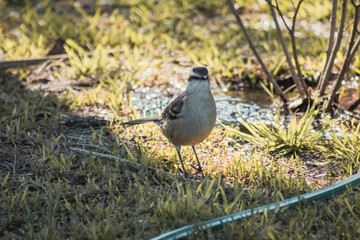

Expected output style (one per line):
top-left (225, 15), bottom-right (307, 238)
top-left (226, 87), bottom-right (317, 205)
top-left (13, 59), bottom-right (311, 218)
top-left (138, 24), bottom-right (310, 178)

top-left (189, 67), bottom-right (209, 81)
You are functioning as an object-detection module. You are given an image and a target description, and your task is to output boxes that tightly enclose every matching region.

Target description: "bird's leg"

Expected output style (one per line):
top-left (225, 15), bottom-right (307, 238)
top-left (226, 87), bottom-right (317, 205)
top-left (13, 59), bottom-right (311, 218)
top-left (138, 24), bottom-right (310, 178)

top-left (190, 146), bottom-right (203, 174)
top-left (175, 146), bottom-right (188, 177)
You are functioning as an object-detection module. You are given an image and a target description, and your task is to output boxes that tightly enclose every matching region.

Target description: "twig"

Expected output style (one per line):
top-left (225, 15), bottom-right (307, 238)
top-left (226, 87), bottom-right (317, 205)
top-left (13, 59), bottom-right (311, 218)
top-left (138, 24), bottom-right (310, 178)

top-left (70, 147), bottom-right (175, 178)
top-left (273, 0), bottom-right (309, 98)
top-left (71, 147), bottom-right (142, 167)
top-left (319, 0), bottom-right (348, 96)
top-left (266, 0), bottom-right (307, 98)
top-left (350, 1), bottom-right (360, 61)
top-left (0, 55), bottom-right (67, 70)
top-left (227, 0), bottom-right (287, 102)
top-left (290, 0), bottom-right (310, 98)
top-left (321, 0), bottom-right (338, 82)
top-left (348, 96), bottom-right (360, 111)
top-left (283, 84), bottom-right (296, 94)
top-left (351, 0), bottom-right (360, 7)
top-left (269, 0), bottom-right (291, 32)
top-left (13, 150), bottom-right (17, 177)
top-left (326, 2), bottom-right (360, 111)
top-left (0, 49), bottom-right (120, 70)
top-left (278, 161), bottom-right (294, 171)
top-left (350, 36), bottom-right (360, 61)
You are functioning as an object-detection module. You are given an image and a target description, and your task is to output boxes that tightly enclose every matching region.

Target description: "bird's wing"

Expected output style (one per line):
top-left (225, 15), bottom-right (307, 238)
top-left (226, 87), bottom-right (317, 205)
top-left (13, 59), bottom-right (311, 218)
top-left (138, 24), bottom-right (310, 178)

top-left (161, 94), bottom-right (186, 120)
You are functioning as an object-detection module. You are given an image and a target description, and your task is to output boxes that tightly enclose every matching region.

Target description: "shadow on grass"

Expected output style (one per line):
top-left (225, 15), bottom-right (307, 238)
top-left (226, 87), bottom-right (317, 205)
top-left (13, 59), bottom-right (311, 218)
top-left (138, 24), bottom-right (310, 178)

top-left (0, 73), bottom-right (184, 239)
top-left (1, 73), bottom-right (360, 239)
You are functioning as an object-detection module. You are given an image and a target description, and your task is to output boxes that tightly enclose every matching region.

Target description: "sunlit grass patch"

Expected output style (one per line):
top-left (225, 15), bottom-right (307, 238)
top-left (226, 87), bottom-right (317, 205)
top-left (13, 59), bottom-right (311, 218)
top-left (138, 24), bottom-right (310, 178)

top-left (327, 120), bottom-right (360, 176)
top-left (0, 0), bottom-right (342, 85)
top-left (0, 32), bottom-right (48, 59)
top-left (1, 72), bottom-right (359, 239)
top-left (63, 41), bottom-right (118, 79)
top-left (224, 104), bottom-right (329, 156)
top-left (1, 0), bottom-right (360, 239)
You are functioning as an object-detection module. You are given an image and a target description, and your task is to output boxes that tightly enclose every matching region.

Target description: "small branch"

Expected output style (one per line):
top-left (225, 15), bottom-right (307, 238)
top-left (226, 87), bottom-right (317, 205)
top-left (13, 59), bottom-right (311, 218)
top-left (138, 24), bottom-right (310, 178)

top-left (227, 0), bottom-right (287, 102)
top-left (13, 150), bottom-right (17, 177)
top-left (318, 0), bottom-right (348, 96)
top-left (0, 49), bottom-right (120, 70)
top-left (351, 0), bottom-right (360, 7)
top-left (290, 0), bottom-right (310, 98)
top-left (268, 0), bottom-right (309, 98)
top-left (292, 0), bottom-right (303, 28)
top-left (70, 147), bottom-right (174, 178)
top-left (350, 3), bottom-right (360, 61)
top-left (283, 84), bottom-right (296, 94)
top-left (271, 0), bottom-right (291, 32)
top-left (322, 0), bottom-right (338, 77)
top-left (326, 3), bottom-right (360, 111)
top-left (71, 147), bottom-right (143, 167)
top-left (0, 55), bottom-right (68, 70)
top-left (267, 0), bottom-right (307, 98)
top-left (348, 97), bottom-right (360, 111)
top-left (350, 36), bottom-right (360, 60)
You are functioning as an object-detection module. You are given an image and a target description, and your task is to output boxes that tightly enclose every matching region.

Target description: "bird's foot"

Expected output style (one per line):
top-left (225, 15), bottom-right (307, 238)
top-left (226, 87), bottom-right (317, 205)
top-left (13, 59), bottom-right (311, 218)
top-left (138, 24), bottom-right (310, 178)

top-left (190, 164), bottom-right (205, 177)
top-left (190, 164), bottom-right (202, 173)
top-left (178, 168), bottom-right (188, 178)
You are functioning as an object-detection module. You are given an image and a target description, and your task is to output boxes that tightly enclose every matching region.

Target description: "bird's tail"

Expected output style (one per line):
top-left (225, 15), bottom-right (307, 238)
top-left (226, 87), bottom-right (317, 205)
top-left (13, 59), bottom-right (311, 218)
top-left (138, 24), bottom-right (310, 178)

top-left (120, 116), bottom-right (161, 127)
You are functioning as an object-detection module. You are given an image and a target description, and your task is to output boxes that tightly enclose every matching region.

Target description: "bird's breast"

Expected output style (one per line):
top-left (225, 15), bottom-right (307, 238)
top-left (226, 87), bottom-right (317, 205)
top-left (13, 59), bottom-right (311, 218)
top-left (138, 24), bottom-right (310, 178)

top-left (161, 91), bottom-right (216, 146)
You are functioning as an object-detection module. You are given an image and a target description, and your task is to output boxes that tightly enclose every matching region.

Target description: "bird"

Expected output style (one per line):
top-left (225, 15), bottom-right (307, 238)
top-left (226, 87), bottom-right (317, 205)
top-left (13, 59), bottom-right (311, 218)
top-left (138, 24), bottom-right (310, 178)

top-left (121, 67), bottom-right (217, 177)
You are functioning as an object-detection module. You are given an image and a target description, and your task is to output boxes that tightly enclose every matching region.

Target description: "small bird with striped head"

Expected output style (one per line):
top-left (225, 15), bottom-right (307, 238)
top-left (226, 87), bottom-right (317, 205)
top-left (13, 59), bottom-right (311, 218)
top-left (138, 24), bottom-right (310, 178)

top-left (121, 67), bottom-right (216, 177)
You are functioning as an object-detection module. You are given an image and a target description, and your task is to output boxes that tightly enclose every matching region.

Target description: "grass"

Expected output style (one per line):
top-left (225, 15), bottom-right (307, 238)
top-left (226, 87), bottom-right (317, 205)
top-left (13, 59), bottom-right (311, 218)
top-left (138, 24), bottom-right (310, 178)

top-left (224, 103), bottom-right (329, 155)
top-left (1, 0), bottom-right (360, 239)
top-left (1, 73), bottom-right (359, 238)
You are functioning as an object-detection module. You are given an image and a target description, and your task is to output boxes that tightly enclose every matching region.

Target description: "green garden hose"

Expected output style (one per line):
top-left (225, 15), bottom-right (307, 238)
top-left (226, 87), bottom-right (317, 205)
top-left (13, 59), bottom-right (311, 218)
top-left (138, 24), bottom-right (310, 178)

top-left (151, 172), bottom-right (360, 240)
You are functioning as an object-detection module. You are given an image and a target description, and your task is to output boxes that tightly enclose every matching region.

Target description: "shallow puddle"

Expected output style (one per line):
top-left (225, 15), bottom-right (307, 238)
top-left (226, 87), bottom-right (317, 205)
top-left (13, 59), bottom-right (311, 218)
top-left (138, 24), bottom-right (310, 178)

top-left (130, 87), bottom-right (275, 125)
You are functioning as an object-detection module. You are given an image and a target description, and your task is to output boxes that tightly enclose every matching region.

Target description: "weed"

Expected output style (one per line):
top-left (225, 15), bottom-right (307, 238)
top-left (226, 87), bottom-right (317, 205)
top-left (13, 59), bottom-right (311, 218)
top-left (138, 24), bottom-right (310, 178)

top-left (224, 103), bottom-right (329, 156)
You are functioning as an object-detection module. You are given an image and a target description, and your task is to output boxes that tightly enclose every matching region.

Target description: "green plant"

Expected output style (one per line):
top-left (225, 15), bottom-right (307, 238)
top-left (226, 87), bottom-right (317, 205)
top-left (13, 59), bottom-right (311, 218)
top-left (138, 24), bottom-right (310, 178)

top-left (64, 40), bottom-right (118, 79)
top-left (328, 120), bottom-right (360, 175)
top-left (224, 103), bottom-right (329, 155)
